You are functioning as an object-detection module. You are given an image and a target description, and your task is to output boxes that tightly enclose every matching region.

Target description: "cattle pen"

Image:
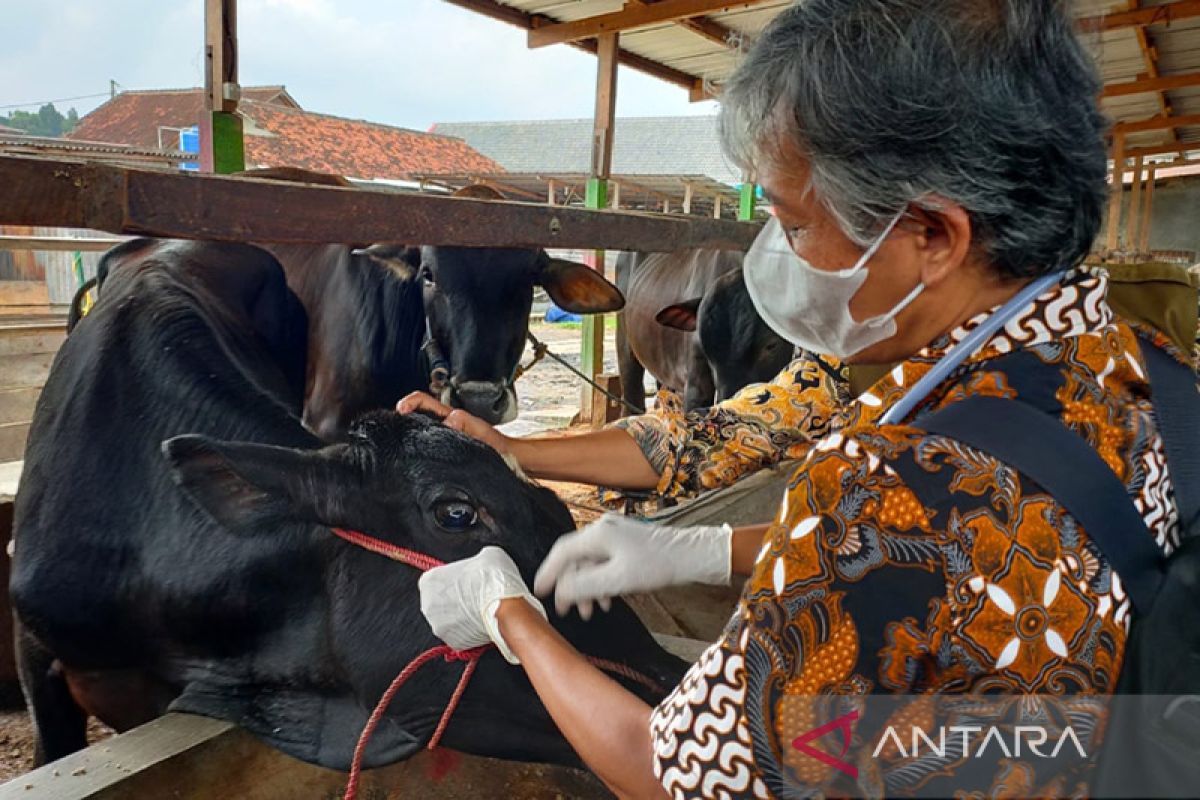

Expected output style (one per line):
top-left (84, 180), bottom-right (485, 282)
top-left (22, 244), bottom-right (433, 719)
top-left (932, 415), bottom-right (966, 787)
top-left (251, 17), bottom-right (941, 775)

top-left (2, 0), bottom-right (1200, 798)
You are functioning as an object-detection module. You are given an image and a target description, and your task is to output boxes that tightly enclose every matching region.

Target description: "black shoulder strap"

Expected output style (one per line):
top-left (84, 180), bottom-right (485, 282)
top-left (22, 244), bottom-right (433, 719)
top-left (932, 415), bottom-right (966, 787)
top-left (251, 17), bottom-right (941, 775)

top-left (1139, 341), bottom-right (1200, 538)
top-left (918, 396), bottom-right (1165, 612)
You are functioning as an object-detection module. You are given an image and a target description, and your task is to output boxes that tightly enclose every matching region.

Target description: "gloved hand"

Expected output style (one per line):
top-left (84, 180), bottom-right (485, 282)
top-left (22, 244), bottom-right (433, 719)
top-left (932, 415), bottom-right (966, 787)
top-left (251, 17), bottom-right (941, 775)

top-left (533, 514), bottom-right (733, 619)
top-left (418, 546), bottom-right (546, 664)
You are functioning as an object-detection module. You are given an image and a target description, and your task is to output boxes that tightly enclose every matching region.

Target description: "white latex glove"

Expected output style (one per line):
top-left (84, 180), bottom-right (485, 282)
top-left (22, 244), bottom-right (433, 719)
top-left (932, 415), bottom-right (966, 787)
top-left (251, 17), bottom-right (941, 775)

top-left (418, 546), bottom-right (546, 664)
top-left (533, 513), bottom-right (733, 620)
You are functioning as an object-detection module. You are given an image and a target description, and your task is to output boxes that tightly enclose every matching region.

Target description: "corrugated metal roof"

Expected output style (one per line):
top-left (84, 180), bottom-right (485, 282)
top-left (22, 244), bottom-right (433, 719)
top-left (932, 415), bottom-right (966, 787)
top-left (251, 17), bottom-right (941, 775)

top-left (432, 116), bottom-right (741, 183)
top-left (475, 0), bottom-right (1200, 164)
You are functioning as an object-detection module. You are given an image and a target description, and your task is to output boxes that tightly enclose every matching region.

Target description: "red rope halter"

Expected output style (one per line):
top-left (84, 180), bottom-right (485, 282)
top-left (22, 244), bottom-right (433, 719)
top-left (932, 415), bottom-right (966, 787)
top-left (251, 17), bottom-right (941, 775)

top-left (330, 527), bottom-right (663, 800)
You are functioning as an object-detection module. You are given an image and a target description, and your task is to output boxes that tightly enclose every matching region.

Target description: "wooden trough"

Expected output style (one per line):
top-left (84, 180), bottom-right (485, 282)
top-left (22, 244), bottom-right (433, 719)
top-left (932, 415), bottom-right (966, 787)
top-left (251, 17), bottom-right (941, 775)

top-left (0, 714), bottom-right (611, 800)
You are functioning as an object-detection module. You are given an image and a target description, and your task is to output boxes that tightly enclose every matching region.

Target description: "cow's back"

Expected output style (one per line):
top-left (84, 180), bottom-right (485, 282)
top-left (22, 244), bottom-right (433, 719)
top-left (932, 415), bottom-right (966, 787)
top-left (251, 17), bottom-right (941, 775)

top-left (11, 241), bottom-right (319, 666)
top-left (618, 249), bottom-right (743, 392)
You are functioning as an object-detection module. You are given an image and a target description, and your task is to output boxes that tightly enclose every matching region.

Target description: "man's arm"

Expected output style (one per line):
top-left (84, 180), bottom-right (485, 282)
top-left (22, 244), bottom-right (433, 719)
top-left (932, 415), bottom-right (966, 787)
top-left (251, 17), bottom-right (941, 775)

top-left (397, 392), bottom-right (660, 488)
top-left (496, 600), bottom-right (669, 800)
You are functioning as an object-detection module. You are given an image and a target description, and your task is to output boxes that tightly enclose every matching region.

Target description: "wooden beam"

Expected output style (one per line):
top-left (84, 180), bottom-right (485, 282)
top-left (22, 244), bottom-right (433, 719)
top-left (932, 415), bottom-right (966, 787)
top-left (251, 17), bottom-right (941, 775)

top-left (1102, 71), bottom-right (1200, 98)
top-left (591, 34), bottom-right (619, 180)
top-left (713, 194), bottom-right (722, 219)
top-left (529, 0), bottom-right (772, 49)
top-left (1125, 143), bottom-right (1200, 159)
top-left (1082, 0), bottom-right (1200, 31)
top-left (200, 0), bottom-right (243, 173)
top-left (581, 32), bottom-right (620, 424)
top-left (1139, 164), bottom-right (1157, 253)
top-left (682, 182), bottom-right (694, 214)
top-left (0, 235), bottom-right (125, 252)
top-left (1113, 113), bottom-right (1200, 134)
top-left (1127, 154), bottom-right (1145, 250)
top-left (547, 178), bottom-right (556, 205)
top-left (204, 0), bottom-right (237, 114)
top-left (442, 0), bottom-right (697, 91)
top-left (1128, 0), bottom-right (1179, 146)
top-left (0, 156), bottom-right (760, 252)
top-left (632, 0), bottom-right (739, 48)
top-left (689, 80), bottom-right (716, 103)
top-left (1106, 132), bottom-right (1126, 253)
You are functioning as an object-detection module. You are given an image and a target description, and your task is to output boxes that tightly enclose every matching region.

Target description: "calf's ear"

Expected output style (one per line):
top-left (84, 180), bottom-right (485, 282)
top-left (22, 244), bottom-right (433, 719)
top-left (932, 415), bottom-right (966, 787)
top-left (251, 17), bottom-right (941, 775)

top-left (163, 435), bottom-right (350, 536)
top-left (655, 298), bottom-right (701, 332)
top-left (351, 243), bottom-right (422, 281)
top-left (536, 255), bottom-right (625, 313)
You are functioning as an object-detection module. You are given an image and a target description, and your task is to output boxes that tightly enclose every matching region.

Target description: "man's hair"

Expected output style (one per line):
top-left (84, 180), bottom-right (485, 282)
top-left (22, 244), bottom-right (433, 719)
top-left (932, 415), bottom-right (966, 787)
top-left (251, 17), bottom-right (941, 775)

top-left (719, 0), bottom-right (1110, 278)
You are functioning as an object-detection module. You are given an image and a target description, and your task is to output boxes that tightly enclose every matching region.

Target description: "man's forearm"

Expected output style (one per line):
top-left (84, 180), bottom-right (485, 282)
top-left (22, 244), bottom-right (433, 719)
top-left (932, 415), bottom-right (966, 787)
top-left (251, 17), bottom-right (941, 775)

top-left (731, 524), bottom-right (772, 576)
top-left (496, 600), bottom-right (669, 800)
top-left (508, 427), bottom-right (662, 489)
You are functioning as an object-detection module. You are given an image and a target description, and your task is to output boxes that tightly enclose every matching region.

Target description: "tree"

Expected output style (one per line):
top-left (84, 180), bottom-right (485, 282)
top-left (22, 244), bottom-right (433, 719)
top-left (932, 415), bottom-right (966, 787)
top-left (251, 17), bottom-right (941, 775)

top-left (0, 103), bottom-right (78, 137)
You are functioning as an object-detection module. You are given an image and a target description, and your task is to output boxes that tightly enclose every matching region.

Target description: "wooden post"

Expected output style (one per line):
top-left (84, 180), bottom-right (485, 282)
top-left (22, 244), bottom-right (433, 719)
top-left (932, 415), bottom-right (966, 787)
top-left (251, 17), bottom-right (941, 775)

top-left (610, 181), bottom-right (621, 210)
top-left (1105, 132), bottom-right (1126, 254)
top-left (713, 194), bottom-right (722, 219)
top-left (1127, 154), bottom-right (1145, 253)
top-left (580, 32), bottom-right (619, 424)
top-left (662, 199), bottom-right (670, 214)
top-left (547, 179), bottom-right (556, 206)
top-left (738, 180), bottom-right (755, 221)
top-left (200, 0), bottom-right (244, 174)
top-left (682, 183), bottom-right (693, 214)
top-left (1140, 163), bottom-right (1157, 254)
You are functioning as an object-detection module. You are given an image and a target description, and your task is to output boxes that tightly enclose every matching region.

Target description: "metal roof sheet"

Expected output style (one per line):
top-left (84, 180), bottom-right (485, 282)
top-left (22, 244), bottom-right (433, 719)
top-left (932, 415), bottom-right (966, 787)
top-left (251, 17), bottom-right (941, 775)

top-left (475, 0), bottom-right (1200, 163)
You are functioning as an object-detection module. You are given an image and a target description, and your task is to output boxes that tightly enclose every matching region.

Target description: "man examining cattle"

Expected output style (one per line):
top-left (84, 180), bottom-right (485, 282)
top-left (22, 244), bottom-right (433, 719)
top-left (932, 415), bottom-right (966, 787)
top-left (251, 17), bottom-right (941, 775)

top-left (8, 0), bottom-right (1200, 798)
top-left (405, 1), bottom-right (1200, 797)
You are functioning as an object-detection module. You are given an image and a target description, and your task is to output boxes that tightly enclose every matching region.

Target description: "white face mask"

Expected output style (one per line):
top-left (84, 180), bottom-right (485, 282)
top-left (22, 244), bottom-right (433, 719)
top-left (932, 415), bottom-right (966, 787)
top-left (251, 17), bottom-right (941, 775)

top-left (742, 212), bottom-right (924, 359)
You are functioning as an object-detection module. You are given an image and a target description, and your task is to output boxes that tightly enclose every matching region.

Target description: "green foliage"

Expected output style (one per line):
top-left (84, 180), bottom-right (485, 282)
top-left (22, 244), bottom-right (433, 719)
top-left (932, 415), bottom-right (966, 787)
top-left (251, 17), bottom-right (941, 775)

top-left (0, 103), bottom-right (79, 137)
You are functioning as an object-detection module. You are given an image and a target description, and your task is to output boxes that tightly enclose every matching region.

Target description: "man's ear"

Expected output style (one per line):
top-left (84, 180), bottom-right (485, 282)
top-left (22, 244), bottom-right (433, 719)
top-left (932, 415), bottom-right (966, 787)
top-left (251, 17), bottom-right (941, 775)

top-left (536, 255), bottom-right (625, 313)
top-left (163, 435), bottom-right (349, 536)
top-left (351, 243), bottom-right (422, 281)
top-left (908, 199), bottom-right (973, 288)
top-left (655, 298), bottom-right (702, 332)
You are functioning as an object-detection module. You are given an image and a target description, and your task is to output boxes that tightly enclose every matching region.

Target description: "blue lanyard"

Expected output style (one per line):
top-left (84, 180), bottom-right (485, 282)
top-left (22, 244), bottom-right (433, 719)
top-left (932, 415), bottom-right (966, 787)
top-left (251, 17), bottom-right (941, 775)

top-left (878, 271), bottom-right (1067, 425)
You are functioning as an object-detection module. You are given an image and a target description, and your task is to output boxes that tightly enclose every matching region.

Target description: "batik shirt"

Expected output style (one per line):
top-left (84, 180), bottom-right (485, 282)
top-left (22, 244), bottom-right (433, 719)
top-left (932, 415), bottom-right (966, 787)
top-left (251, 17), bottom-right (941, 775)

top-left (611, 355), bottom-right (851, 499)
top-left (648, 270), bottom-right (1183, 798)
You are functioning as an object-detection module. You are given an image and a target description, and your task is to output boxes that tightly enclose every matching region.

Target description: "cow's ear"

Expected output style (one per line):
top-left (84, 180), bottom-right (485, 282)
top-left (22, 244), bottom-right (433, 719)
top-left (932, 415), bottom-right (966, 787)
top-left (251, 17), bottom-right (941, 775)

top-left (536, 255), bottom-right (625, 313)
top-left (656, 298), bottom-right (701, 332)
top-left (163, 435), bottom-right (347, 536)
top-left (351, 243), bottom-right (422, 281)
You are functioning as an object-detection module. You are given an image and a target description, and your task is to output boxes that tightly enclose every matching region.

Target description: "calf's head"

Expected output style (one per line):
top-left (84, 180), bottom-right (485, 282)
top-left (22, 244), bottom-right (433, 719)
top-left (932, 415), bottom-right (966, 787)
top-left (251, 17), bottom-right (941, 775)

top-left (165, 411), bottom-right (683, 769)
top-left (657, 268), bottom-right (792, 402)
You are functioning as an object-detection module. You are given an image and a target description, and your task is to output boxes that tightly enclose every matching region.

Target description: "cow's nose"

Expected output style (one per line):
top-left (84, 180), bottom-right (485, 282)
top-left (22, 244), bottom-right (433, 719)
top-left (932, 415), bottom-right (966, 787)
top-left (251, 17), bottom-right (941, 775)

top-left (450, 381), bottom-right (516, 425)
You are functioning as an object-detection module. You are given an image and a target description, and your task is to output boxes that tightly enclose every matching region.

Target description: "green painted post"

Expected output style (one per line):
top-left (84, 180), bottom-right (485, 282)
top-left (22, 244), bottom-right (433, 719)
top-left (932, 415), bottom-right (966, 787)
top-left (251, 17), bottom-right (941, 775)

top-left (739, 182), bottom-right (756, 221)
top-left (208, 110), bottom-right (245, 174)
top-left (580, 177), bottom-right (609, 416)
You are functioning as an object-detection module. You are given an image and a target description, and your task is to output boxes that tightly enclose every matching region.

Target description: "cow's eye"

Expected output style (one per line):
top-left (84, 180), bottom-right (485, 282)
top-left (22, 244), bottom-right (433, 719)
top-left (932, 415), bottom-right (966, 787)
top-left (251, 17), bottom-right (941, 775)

top-left (433, 499), bottom-right (478, 531)
top-left (419, 266), bottom-right (435, 284)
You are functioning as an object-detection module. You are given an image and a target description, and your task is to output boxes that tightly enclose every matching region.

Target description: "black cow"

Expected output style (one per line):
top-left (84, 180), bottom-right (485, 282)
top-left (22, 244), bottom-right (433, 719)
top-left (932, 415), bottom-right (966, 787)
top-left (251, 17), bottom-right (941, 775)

top-left (616, 249), bottom-right (791, 413)
top-left (12, 240), bottom-right (683, 769)
top-left (243, 171), bottom-right (625, 438)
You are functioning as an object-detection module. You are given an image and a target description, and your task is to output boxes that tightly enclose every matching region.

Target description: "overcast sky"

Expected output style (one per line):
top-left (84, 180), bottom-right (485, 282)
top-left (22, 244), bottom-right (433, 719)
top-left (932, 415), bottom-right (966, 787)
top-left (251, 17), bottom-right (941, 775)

top-left (1, 0), bottom-right (720, 129)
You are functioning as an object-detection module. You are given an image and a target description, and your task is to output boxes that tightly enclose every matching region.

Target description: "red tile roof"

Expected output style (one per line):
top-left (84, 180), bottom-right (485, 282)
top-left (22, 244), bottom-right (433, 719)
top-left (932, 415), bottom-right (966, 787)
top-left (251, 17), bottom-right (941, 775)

top-left (68, 86), bottom-right (297, 149)
top-left (69, 87), bottom-right (502, 180)
top-left (237, 100), bottom-right (501, 179)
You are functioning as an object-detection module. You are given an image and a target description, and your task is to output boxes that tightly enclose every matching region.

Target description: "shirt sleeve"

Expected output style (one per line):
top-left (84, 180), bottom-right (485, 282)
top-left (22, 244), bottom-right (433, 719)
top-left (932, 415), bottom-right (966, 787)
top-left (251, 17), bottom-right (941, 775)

top-left (609, 353), bottom-right (850, 499)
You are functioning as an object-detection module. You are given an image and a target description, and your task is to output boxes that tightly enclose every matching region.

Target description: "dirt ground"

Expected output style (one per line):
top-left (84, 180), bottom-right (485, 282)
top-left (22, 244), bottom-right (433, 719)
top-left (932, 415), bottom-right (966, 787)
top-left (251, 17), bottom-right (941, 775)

top-left (0, 320), bottom-right (633, 784)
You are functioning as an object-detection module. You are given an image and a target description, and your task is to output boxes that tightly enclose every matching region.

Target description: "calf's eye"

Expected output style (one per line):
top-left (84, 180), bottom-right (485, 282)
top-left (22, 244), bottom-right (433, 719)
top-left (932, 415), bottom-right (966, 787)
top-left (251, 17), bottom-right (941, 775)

top-left (433, 500), bottom-right (478, 532)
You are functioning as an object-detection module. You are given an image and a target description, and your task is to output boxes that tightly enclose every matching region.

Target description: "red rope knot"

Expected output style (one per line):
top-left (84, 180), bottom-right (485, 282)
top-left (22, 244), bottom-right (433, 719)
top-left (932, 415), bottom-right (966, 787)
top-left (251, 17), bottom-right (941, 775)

top-left (443, 645), bottom-right (489, 663)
